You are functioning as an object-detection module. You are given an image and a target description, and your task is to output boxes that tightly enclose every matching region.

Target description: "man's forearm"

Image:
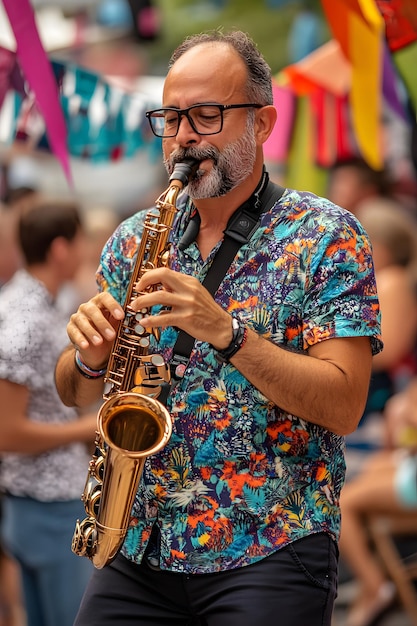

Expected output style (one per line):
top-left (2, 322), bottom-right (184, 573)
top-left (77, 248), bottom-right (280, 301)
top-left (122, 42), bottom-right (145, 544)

top-left (231, 329), bottom-right (372, 436)
top-left (55, 344), bottom-right (105, 408)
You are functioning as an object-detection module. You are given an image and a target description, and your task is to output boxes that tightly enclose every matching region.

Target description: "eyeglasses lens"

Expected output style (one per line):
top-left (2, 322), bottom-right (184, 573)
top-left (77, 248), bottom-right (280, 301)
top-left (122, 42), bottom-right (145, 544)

top-left (150, 105), bottom-right (223, 137)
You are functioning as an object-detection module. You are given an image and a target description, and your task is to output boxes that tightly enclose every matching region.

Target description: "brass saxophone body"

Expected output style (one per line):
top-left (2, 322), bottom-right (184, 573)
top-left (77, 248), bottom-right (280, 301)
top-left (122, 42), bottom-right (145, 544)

top-left (72, 159), bottom-right (199, 569)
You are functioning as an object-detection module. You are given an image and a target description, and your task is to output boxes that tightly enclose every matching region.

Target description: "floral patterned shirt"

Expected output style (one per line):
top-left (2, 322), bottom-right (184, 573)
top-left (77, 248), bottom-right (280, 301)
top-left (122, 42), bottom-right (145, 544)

top-left (97, 186), bottom-right (382, 574)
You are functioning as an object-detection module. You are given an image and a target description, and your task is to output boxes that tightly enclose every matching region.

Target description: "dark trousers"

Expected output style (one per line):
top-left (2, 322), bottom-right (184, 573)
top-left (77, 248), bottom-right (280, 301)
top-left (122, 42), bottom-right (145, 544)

top-left (74, 532), bottom-right (338, 626)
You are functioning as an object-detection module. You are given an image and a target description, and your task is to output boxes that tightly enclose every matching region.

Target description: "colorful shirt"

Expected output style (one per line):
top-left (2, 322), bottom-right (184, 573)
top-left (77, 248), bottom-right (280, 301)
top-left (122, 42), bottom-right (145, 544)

top-left (0, 269), bottom-right (91, 501)
top-left (97, 186), bottom-right (382, 574)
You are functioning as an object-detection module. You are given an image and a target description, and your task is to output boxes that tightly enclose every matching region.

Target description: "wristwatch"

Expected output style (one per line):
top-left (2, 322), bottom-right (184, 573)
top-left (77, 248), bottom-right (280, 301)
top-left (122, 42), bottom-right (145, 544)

top-left (216, 316), bottom-right (248, 363)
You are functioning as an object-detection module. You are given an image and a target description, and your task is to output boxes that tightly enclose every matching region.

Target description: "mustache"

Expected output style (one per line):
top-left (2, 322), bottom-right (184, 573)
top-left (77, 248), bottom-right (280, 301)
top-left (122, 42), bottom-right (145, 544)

top-left (169, 146), bottom-right (219, 167)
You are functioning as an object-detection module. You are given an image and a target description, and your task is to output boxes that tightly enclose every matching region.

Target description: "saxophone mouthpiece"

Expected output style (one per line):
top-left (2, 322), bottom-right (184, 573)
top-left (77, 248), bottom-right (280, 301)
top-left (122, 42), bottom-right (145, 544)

top-left (169, 159), bottom-right (200, 187)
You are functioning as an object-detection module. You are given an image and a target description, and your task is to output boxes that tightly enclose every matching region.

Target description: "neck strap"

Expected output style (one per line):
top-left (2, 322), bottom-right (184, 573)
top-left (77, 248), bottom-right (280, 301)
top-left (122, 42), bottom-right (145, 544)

top-left (178, 168), bottom-right (272, 251)
top-left (170, 171), bottom-right (285, 369)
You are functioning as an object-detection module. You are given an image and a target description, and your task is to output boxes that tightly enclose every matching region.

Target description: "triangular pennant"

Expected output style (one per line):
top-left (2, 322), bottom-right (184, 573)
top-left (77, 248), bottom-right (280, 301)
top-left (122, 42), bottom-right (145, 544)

top-left (2, 0), bottom-right (72, 184)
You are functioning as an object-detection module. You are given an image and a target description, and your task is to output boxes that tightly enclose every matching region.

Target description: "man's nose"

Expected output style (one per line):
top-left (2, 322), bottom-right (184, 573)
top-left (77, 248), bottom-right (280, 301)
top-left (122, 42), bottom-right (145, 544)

top-left (175, 113), bottom-right (199, 144)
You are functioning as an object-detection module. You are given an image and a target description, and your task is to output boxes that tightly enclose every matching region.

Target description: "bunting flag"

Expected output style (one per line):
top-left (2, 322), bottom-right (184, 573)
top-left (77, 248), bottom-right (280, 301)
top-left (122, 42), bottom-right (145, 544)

top-left (393, 42), bottom-right (417, 113)
top-left (265, 0), bottom-right (414, 189)
top-left (310, 89), bottom-right (357, 168)
top-left (0, 46), bottom-right (23, 110)
top-left (376, 0), bottom-right (417, 114)
top-left (281, 39), bottom-right (351, 98)
top-left (376, 0), bottom-right (417, 52)
top-left (0, 55), bottom-right (161, 163)
top-left (2, 0), bottom-right (72, 184)
top-left (263, 79), bottom-right (296, 164)
top-left (0, 52), bottom-right (162, 164)
top-left (321, 0), bottom-right (385, 170)
top-left (381, 42), bottom-right (409, 121)
top-left (285, 95), bottom-right (328, 196)
top-left (270, 38), bottom-right (358, 191)
top-left (0, 0), bottom-right (415, 186)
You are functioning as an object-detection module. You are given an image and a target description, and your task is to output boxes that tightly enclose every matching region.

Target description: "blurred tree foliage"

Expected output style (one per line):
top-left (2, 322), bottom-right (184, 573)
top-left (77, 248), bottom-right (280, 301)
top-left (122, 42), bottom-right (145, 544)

top-left (145, 0), bottom-right (329, 75)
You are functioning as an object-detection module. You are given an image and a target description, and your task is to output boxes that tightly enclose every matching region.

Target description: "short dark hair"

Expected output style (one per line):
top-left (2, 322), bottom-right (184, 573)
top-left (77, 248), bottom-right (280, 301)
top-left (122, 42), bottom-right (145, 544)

top-left (169, 30), bottom-right (273, 106)
top-left (330, 158), bottom-right (393, 197)
top-left (18, 200), bottom-right (82, 265)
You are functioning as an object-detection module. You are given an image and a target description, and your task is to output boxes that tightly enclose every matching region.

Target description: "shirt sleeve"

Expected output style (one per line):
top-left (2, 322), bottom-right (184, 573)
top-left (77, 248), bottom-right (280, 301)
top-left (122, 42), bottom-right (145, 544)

top-left (302, 209), bottom-right (383, 356)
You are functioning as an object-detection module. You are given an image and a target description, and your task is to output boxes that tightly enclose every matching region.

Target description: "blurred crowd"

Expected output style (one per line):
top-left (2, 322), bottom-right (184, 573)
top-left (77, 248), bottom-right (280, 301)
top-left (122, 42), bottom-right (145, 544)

top-left (326, 156), bottom-right (417, 626)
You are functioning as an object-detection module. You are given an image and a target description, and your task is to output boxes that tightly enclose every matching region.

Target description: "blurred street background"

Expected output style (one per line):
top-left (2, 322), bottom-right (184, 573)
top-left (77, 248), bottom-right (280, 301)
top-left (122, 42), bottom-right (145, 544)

top-left (1, 0), bottom-right (415, 215)
top-left (0, 0), bottom-right (331, 216)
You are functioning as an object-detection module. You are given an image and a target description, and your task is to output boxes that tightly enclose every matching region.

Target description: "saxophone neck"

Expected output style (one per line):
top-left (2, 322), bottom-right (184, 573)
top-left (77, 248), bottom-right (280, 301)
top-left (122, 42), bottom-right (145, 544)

top-left (157, 158), bottom-right (200, 210)
top-left (157, 183), bottom-right (182, 210)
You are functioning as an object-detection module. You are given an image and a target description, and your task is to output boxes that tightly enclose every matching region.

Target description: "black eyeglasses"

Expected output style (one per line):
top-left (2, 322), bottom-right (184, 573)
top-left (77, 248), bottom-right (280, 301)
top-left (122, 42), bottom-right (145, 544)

top-left (145, 103), bottom-right (263, 138)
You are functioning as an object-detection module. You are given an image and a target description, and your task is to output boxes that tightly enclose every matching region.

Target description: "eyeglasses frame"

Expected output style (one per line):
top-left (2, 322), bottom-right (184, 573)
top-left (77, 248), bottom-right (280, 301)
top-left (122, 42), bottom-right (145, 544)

top-left (145, 102), bottom-right (264, 138)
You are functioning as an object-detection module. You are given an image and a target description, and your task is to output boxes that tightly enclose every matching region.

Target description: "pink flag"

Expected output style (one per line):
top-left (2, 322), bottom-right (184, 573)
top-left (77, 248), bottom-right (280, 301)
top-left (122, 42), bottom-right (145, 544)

top-left (264, 81), bottom-right (295, 162)
top-left (2, 0), bottom-right (72, 184)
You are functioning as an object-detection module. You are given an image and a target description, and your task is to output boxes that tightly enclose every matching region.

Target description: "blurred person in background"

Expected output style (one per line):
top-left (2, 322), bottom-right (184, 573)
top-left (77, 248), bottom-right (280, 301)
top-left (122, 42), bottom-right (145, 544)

top-left (0, 204), bottom-right (24, 626)
top-left (57, 206), bottom-right (119, 313)
top-left (0, 199), bottom-right (97, 626)
top-left (339, 372), bottom-right (417, 626)
top-left (0, 206), bottom-right (21, 288)
top-left (0, 156), bottom-right (40, 626)
top-left (344, 197), bottom-right (417, 476)
top-left (0, 542), bottom-right (24, 626)
top-left (327, 157), bottom-right (394, 217)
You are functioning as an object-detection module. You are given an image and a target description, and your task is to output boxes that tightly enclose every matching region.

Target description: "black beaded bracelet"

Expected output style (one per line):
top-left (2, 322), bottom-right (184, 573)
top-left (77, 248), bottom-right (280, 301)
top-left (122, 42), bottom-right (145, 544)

top-left (216, 317), bottom-right (248, 363)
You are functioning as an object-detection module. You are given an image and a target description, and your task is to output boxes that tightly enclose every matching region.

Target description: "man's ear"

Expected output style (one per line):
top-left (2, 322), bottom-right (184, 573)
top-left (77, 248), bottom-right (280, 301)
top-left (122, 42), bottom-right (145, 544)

top-left (48, 236), bottom-right (70, 264)
top-left (255, 105), bottom-right (277, 145)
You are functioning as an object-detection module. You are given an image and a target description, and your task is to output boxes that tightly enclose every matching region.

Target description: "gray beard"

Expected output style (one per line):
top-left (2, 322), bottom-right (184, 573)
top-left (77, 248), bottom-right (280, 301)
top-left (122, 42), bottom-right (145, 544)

top-left (164, 120), bottom-right (257, 199)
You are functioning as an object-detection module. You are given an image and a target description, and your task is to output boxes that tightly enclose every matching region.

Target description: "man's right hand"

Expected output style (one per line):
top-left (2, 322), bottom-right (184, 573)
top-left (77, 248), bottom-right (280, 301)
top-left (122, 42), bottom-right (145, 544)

top-left (67, 292), bottom-right (125, 370)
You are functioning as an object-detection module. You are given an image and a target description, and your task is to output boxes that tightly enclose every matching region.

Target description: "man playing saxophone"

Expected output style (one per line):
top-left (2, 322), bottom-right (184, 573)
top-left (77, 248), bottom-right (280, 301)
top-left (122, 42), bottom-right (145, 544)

top-left (55, 30), bottom-right (382, 626)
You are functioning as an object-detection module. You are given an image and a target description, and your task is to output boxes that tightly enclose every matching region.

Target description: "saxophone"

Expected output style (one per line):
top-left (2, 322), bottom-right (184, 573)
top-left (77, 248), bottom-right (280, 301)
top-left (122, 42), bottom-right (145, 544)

top-left (71, 159), bottom-right (199, 569)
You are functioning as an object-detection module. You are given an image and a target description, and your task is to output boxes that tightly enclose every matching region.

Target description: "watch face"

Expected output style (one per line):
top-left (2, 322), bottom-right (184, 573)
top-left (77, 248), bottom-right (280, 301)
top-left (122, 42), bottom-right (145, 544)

top-left (232, 317), bottom-right (239, 330)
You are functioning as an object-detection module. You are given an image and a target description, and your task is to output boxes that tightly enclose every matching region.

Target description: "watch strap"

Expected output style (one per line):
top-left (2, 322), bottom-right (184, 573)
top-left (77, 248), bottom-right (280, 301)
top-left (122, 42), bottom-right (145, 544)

top-left (215, 317), bottom-right (248, 363)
